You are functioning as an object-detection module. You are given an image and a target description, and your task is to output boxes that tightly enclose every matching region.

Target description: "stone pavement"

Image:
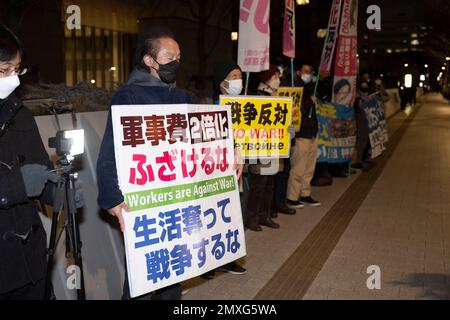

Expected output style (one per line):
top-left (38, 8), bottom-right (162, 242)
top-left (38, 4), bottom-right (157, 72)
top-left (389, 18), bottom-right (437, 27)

top-left (183, 94), bottom-right (450, 300)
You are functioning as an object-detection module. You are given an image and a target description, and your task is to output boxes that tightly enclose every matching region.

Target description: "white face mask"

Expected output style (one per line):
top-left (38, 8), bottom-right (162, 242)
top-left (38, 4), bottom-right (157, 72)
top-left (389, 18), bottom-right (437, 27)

top-left (223, 79), bottom-right (243, 95)
top-left (0, 75), bottom-right (20, 99)
top-left (301, 74), bottom-right (313, 84)
top-left (267, 77), bottom-right (281, 90)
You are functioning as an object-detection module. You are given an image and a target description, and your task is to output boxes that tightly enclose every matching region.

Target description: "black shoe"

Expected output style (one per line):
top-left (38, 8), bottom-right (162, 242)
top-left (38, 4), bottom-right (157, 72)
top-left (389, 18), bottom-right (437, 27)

top-left (245, 220), bottom-right (262, 232)
top-left (352, 162), bottom-right (371, 172)
top-left (286, 199), bottom-right (305, 209)
top-left (351, 163), bottom-right (364, 170)
top-left (270, 209), bottom-right (278, 218)
top-left (362, 160), bottom-right (375, 171)
top-left (332, 171), bottom-right (348, 178)
top-left (275, 203), bottom-right (296, 215)
top-left (201, 270), bottom-right (215, 280)
top-left (259, 217), bottom-right (280, 229)
top-left (299, 196), bottom-right (321, 207)
top-left (217, 262), bottom-right (247, 275)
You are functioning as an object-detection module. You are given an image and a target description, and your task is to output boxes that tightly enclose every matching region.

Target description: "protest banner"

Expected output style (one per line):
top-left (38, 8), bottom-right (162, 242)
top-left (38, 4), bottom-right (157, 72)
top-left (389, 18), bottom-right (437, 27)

top-left (220, 95), bottom-right (293, 159)
top-left (283, 0), bottom-right (295, 59)
top-left (111, 104), bottom-right (246, 298)
top-left (361, 96), bottom-right (388, 158)
top-left (319, 0), bottom-right (343, 75)
top-left (277, 87), bottom-right (304, 132)
top-left (238, 0), bottom-right (271, 73)
top-left (332, 0), bottom-right (359, 107)
top-left (316, 100), bottom-right (356, 163)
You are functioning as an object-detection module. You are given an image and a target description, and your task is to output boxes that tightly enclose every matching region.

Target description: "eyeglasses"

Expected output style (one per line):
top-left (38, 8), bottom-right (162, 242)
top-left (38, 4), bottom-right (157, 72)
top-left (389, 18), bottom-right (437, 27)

top-left (0, 67), bottom-right (28, 77)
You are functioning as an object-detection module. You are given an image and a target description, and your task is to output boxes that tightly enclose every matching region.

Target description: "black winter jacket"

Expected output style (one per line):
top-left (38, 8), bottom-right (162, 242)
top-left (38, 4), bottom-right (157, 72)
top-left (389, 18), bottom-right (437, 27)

top-left (0, 95), bottom-right (53, 294)
top-left (296, 79), bottom-right (319, 139)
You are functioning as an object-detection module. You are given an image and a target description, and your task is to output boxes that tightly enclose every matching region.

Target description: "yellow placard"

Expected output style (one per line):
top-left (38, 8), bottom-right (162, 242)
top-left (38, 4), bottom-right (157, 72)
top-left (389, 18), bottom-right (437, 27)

top-left (219, 95), bottom-right (293, 159)
top-left (277, 87), bottom-right (304, 132)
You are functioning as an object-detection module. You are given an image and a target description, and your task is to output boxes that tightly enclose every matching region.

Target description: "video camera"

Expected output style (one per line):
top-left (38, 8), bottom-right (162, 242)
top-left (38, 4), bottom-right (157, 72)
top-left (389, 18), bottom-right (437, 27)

top-left (48, 129), bottom-right (85, 165)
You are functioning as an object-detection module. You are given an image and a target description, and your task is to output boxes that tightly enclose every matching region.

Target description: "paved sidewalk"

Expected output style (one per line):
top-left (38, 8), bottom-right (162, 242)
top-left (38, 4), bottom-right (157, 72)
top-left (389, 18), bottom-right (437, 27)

top-left (304, 94), bottom-right (450, 300)
top-left (183, 94), bottom-right (450, 300)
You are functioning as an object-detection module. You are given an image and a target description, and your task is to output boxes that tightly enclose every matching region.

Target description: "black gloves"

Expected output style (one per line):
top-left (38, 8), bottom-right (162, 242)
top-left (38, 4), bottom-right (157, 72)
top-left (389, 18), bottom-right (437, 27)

top-left (20, 164), bottom-right (85, 209)
top-left (20, 164), bottom-right (59, 198)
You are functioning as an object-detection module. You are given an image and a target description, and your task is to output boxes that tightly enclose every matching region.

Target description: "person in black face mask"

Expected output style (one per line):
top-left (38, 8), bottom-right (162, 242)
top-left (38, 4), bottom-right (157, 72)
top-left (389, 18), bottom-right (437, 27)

top-left (359, 81), bottom-right (370, 95)
top-left (149, 55), bottom-right (180, 84)
top-left (97, 26), bottom-right (191, 301)
top-left (139, 29), bottom-right (181, 85)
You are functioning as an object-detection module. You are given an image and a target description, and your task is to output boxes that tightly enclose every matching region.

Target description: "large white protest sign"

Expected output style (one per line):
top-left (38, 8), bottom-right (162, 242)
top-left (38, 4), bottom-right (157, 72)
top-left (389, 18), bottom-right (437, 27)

top-left (111, 104), bottom-right (246, 298)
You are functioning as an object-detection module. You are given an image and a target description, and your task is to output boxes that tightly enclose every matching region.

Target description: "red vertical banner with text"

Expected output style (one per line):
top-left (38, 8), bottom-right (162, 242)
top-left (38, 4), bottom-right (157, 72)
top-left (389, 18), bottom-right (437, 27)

top-left (332, 0), bottom-right (359, 107)
top-left (319, 0), bottom-right (343, 75)
top-left (238, 0), bottom-right (271, 72)
top-left (282, 0), bottom-right (295, 59)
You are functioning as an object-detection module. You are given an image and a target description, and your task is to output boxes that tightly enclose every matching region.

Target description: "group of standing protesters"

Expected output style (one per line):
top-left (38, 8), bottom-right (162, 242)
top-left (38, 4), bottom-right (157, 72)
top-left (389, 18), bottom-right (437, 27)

top-left (1, 24), bottom-right (382, 300)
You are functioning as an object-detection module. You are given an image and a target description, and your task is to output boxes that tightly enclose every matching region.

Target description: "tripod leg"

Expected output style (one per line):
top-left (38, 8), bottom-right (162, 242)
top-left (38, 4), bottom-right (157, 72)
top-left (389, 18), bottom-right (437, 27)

top-left (65, 175), bottom-right (86, 300)
top-left (44, 209), bottom-right (59, 299)
top-left (44, 180), bottom-right (64, 300)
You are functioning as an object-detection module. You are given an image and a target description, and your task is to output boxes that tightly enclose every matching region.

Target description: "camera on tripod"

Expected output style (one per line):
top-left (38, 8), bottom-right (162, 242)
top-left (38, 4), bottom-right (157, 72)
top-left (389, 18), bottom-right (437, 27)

top-left (45, 129), bottom-right (86, 300)
top-left (48, 129), bottom-right (85, 165)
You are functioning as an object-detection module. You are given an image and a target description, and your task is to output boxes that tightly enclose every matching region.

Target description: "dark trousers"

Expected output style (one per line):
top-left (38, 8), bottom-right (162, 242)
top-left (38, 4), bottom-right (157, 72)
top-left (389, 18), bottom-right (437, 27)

top-left (273, 158), bottom-right (290, 206)
top-left (245, 173), bottom-right (274, 225)
top-left (355, 110), bottom-right (370, 163)
top-left (122, 266), bottom-right (181, 300)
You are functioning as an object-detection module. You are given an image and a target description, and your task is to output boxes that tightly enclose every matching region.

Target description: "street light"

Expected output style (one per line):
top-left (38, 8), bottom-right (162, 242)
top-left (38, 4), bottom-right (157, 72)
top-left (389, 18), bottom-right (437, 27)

top-left (404, 63), bottom-right (409, 67)
top-left (446, 57), bottom-right (450, 61)
top-left (424, 64), bottom-right (429, 68)
top-left (404, 74), bottom-right (412, 88)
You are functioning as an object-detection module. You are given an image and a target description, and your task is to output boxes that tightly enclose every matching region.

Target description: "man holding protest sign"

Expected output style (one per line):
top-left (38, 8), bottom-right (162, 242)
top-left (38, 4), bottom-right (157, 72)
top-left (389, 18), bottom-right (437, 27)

top-left (96, 27), bottom-right (190, 300)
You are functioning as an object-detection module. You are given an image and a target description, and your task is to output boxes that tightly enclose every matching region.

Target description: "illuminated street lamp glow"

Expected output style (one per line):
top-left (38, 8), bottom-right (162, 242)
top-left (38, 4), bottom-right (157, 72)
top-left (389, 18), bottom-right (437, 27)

top-left (420, 74), bottom-right (425, 81)
top-left (317, 29), bottom-right (327, 38)
top-left (424, 64), bottom-right (428, 68)
top-left (404, 74), bottom-right (413, 88)
top-left (404, 63), bottom-right (409, 67)
top-left (231, 32), bottom-right (238, 41)
top-left (296, 0), bottom-right (310, 4)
